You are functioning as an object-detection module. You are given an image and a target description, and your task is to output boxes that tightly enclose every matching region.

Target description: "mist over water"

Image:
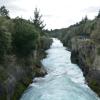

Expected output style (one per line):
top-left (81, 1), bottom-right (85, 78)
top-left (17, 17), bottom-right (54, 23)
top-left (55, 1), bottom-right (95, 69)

top-left (21, 38), bottom-right (100, 100)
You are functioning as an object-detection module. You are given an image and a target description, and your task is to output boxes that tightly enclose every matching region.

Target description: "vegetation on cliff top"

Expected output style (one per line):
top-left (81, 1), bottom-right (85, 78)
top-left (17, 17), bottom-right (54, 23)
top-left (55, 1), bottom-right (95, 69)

top-left (0, 5), bottom-right (52, 100)
top-left (49, 11), bottom-right (100, 96)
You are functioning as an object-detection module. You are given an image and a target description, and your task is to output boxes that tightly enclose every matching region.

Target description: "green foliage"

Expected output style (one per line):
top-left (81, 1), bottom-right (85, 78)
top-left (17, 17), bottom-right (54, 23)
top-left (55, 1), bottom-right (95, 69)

top-left (0, 5), bottom-right (51, 100)
top-left (0, 10), bottom-right (47, 62)
top-left (0, 16), bottom-right (12, 63)
top-left (89, 79), bottom-right (100, 96)
top-left (96, 10), bottom-right (100, 19)
top-left (0, 31), bottom-right (11, 63)
top-left (50, 14), bottom-right (100, 49)
top-left (12, 18), bottom-right (38, 58)
top-left (12, 82), bottom-right (27, 100)
top-left (91, 19), bottom-right (100, 43)
top-left (0, 6), bottom-right (9, 17)
top-left (37, 36), bottom-right (52, 50)
top-left (33, 8), bottom-right (45, 30)
top-left (97, 46), bottom-right (100, 55)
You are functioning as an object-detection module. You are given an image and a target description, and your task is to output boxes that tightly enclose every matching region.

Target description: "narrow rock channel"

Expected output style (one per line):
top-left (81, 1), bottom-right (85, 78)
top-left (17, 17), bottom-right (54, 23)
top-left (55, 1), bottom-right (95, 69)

top-left (20, 38), bottom-right (100, 100)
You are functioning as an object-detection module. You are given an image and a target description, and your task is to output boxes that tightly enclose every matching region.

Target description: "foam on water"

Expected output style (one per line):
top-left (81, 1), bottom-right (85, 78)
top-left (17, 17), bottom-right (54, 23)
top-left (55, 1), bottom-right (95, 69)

top-left (20, 38), bottom-right (100, 100)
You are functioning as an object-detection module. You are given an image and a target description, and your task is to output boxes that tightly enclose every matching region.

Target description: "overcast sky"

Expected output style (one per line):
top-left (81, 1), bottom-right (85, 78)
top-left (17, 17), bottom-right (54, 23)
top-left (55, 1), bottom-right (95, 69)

top-left (1, 0), bottom-right (100, 29)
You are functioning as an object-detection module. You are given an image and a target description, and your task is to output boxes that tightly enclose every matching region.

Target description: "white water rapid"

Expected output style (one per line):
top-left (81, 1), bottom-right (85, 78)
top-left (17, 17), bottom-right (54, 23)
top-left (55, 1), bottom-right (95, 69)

top-left (20, 38), bottom-right (100, 100)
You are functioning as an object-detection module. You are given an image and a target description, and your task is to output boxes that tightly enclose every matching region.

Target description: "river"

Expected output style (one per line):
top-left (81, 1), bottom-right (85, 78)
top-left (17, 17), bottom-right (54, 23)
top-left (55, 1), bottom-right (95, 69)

top-left (20, 38), bottom-right (100, 100)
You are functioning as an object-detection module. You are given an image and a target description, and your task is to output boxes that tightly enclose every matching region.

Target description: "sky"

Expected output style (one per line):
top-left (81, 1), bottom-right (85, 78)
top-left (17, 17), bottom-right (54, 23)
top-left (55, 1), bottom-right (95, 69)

top-left (1, 0), bottom-right (100, 29)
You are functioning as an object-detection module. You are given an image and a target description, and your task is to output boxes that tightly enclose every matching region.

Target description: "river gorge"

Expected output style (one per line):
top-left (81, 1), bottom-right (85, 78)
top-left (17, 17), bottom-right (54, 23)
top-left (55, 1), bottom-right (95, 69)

top-left (20, 38), bottom-right (100, 100)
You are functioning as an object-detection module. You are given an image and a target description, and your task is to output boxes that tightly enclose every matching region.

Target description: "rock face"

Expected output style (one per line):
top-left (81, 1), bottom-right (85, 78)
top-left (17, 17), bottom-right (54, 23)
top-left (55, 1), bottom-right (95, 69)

top-left (0, 38), bottom-right (52, 100)
top-left (71, 36), bottom-right (100, 96)
top-left (49, 14), bottom-right (100, 97)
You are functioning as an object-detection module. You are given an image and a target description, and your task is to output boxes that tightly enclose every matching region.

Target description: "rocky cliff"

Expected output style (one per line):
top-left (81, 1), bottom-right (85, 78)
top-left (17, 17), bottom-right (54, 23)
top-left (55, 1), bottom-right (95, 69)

top-left (49, 14), bottom-right (100, 96)
top-left (0, 37), bottom-right (52, 100)
top-left (71, 36), bottom-right (100, 96)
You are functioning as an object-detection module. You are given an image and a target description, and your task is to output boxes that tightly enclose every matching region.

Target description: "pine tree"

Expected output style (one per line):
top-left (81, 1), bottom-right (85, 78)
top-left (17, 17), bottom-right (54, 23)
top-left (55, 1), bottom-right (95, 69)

top-left (33, 8), bottom-right (45, 30)
top-left (0, 6), bottom-right (9, 17)
top-left (96, 10), bottom-right (100, 18)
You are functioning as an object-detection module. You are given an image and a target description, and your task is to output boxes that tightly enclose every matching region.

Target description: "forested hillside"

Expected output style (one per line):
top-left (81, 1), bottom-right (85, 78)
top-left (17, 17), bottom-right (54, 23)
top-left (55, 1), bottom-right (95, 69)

top-left (0, 6), bottom-right (52, 100)
top-left (50, 12), bottom-right (100, 96)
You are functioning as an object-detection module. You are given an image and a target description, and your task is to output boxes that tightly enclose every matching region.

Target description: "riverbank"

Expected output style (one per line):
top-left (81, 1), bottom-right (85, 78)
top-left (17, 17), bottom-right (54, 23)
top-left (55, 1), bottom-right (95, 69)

top-left (49, 16), bottom-right (100, 96)
top-left (71, 37), bottom-right (100, 96)
top-left (0, 37), bottom-right (52, 100)
top-left (0, 11), bottom-right (53, 99)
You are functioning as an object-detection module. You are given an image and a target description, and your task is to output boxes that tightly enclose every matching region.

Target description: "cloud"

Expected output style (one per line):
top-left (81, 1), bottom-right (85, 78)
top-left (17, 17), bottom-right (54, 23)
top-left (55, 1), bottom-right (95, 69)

top-left (7, 5), bottom-right (27, 12)
top-left (0, 0), bottom-right (16, 6)
top-left (0, 0), bottom-right (25, 12)
top-left (43, 14), bottom-right (53, 18)
top-left (82, 6), bottom-right (100, 13)
top-left (0, 0), bottom-right (100, 29)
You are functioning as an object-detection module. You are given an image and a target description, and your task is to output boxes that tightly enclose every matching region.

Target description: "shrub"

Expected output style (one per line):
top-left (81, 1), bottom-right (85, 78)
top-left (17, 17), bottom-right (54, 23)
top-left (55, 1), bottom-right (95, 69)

top-left (12, 18), bottom-right (38, 58)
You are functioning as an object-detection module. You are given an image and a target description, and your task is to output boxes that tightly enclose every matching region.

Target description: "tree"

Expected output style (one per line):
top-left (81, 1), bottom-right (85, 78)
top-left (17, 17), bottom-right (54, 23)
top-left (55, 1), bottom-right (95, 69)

top-left (96, 10), bottom-right (100, 18)
top-left (0, 16), bottom-right (13, 63)
top-left (84, 16), bottom-right (88, 22)
top-left (80, 16), bottom-right (88, 24)
top-left (33, 8), bottom-right (45, 30)
top-left (0, 6), bottom-right (9, 17)
top-left (12, 18), bottom-right (38, 58)
top-left (0, 29), bottom-right (11, 63)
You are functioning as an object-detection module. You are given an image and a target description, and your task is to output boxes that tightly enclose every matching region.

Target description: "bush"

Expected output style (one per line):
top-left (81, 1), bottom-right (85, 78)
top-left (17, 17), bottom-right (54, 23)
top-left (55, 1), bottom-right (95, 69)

top-left (0, 29), bottom-right (11, 63)
top-left (12, 18), bottom-right (38, 58)
top-left (97, 46), bottom-right (100, 55)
